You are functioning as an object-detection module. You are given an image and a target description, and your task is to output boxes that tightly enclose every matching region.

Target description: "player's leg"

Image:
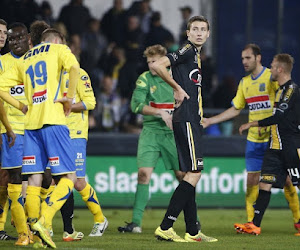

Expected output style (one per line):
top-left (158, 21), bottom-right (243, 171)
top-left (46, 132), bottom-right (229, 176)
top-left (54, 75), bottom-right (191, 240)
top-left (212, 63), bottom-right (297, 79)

top-left (284, 175), bottom-right (300, 231)
top-left (72, 138), bottom-right (106, 237)
top-left (245, 141), bottom-right (268, 222)
top-left (2, 133), bottom-right (29, 245)
top-left (118, 128), bottom-right (158, 233)
top-left (33, 125), bottom-right (76, 248)
top-left (235, 150), bottom-right (285, 235)
top-left (0, 168), bottom-right (16, 240)
top-left (156, 122), bottom-right (203, 242)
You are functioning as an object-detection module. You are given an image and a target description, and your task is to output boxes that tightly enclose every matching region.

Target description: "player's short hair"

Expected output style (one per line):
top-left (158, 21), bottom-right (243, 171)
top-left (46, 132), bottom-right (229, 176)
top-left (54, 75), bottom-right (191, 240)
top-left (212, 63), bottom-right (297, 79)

top-left (274, 53), bottom-right (294, 73)
top-left (41, 28), bottom-right (65, 43)
top-left (243, 43), bottom-right (261, 57)
top-left (30, 20), bottom-right (50, 46)
top-left (187, 16), bottom-right (209, 31)
top-left (8, 22), bottom-right (28, 33)
top-left (0, 19), bottom-right (7, 27)
top-left (143, 44), bottom-right (167, 57)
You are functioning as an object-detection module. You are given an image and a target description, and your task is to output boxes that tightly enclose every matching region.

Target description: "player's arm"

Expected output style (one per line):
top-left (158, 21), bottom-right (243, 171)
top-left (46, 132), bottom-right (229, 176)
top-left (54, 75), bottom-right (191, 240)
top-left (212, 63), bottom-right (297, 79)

top-left (72, 72), bottom-right (96, 112)
top-left (203, 106), bottom-right (241, 128)
top-left (0, 101), bottom-right (16, 147)
top-left (152, 56), bottom-right (189, 107)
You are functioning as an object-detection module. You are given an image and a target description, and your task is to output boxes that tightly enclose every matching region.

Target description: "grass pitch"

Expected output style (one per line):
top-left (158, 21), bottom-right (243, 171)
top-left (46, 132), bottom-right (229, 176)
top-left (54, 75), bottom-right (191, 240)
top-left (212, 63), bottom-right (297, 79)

top-left (1, 208), bottom-right (299, 249)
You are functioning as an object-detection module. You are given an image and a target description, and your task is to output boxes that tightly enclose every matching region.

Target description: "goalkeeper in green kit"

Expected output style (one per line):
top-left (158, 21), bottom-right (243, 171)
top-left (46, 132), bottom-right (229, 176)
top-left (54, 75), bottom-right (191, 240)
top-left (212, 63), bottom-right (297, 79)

top-left (118, 45), bottom-right (215, 239)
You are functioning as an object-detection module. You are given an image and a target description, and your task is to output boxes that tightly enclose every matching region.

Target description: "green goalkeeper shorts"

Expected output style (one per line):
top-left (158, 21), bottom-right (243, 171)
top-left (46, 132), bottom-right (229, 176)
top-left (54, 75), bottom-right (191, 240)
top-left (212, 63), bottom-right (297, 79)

top-left (137, 127), bottom-right (179, 170)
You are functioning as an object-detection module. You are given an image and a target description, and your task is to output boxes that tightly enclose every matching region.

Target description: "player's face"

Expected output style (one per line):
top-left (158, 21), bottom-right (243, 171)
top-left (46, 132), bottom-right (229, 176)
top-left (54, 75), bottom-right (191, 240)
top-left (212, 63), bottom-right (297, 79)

top-left (7, 27), bottom-right (29, 56)
top-left (187, 21), bottom-right (210, 48)
top-left (241, 48), bottom-right (257, 73)
top-left (147, 55), bottom-right (162, 75)
top-left (270, 59), bottom-right (280, 81)
top-left (0, 24), bottom-right (7, 49)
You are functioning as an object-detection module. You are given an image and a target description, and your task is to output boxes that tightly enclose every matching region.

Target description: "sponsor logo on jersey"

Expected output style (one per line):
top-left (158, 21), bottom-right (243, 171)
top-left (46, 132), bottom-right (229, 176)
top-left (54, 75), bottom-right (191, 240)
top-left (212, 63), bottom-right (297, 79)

top-left (178, 43), bottom-right (191, 55)
top-left (32, 89), bottom-right (47, 104)
top-left (279, 103), bottom-right (288, 110)
top-left (24, 44), bottom-right (50, 60)
top-left (150, 101), bottom-right (174, 114)
top-left (23, 156), bottom-right (36, 165)
top-left (81, 75), bottom-right (89, 81)
top-left (136, 79), bottom-right (146, 87)
top-left (246, 95), bottom-right (271, 111)
top-left (10, 84), bottom-right (25, 96)
top-left (49, 156), bottom-right (59, 166)
top-left (283, 85), bottom-right (294, 101)
top-left (189, 69), bottom-right (202, 86)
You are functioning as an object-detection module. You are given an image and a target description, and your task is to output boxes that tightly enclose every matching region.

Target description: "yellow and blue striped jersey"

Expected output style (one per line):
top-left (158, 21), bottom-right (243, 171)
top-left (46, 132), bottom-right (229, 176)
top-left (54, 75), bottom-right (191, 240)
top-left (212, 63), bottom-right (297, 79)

top-left (0, 43), bottom-right (79, 130)
top-left (232, 67), bottom-right (278, 142)
top-left (63, 68), bottom-right (96, 140)
top-left (0, 52), bottom-right (27, 134)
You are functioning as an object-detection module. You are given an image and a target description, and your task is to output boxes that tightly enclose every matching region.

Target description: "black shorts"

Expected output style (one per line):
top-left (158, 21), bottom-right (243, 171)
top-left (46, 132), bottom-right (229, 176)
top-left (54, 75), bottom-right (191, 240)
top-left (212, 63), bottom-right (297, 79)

top-left (261, 148), bottom-right (300, 188)
top-left (173, 121), bottom-right (204, 172)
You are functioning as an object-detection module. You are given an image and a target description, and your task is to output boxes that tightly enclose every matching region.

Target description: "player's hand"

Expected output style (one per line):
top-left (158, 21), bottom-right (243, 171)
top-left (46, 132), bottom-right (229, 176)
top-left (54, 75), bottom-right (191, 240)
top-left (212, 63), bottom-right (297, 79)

top-left (54, 97), bottom-right (73, 116)
top-left (21, 105), bottom-right (28, 114)
top-left (258, 127), bottom-right (266, 137)
top-left (174, 87), bottom-right (190, 108)
top-left (202, 117), bottom-right (211, 128)
top-left (6, 130), bottom-right (16, 148)
top-left (161, 111), bottom-right (173, 130)
top-left (239, 123), bottom-right (251, 135)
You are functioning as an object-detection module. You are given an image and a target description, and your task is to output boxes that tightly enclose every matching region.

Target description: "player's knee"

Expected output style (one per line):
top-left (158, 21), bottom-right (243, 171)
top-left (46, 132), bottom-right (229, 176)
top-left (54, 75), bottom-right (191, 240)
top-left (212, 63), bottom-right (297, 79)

top-left (174, 171), bottom-right (185, 182)
top-left (138, 169), bottom-right (151, 184)
top-left (74, 178), bottom-right (86, 191)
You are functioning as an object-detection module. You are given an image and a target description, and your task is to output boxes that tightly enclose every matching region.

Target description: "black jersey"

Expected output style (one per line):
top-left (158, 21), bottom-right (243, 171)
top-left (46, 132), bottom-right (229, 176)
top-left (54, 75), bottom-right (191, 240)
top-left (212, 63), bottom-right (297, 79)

top-left (258, 80), bottom-right (300, 150)
top-left (167, 41), bottom-right (202, 123)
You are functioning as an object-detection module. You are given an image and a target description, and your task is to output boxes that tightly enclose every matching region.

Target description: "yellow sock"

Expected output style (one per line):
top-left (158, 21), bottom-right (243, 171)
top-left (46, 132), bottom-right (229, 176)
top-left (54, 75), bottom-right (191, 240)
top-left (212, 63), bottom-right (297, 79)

top-left (8, 183), bottom-right (27, 234)
top-left (26, 186), bottom-right (41, 227)
top-left (43, 178), bottom-right (74, 229)
top-left (79, 183), bottom-right (105, 223)
top-left (246, 185), bottom-right (259, 222)
top-left (284, 183), bottom-right (300, 223)
top-left (0, 186), bottom-right (8, 231)
top-left (40, 185), bottom-right (55, 218)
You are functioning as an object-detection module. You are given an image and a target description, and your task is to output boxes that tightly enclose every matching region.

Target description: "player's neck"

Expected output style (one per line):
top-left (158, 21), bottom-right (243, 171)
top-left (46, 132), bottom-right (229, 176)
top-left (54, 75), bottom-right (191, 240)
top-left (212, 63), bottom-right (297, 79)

top-left (278, 75), bottom-right (291, 86)
top-left (251, 65), bottom-right (264, 78)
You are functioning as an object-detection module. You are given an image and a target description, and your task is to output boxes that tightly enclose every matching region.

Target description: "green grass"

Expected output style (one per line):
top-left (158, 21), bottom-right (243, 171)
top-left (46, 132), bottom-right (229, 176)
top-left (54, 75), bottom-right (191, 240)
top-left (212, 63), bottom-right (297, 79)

top-left (1, 208), bottom-right (300, 249)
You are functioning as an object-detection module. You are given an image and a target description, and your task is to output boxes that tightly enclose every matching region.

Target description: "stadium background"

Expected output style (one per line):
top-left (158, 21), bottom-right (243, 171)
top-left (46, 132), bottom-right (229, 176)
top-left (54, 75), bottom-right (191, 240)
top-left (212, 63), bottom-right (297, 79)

top-left (6, 0), bottom-right (300, 208)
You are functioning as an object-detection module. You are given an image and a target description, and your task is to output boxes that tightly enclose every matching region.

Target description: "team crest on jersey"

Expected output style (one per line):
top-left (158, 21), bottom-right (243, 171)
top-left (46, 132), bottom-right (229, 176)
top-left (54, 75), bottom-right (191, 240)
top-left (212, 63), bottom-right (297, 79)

top-left (259, 83), bottom-right (266, 92)
top-left (10, 84), bottom-right (25, 96)
top-left (178, 44), bottom-right (191, 55)
top-left (32, 89), bottom-right (47, 104)
top-left (150, 86), bottom-right (157, 94)
top-left (49, 157), bottom-right (59, 166)
top-left (23, 156), bottom-right (36, 165)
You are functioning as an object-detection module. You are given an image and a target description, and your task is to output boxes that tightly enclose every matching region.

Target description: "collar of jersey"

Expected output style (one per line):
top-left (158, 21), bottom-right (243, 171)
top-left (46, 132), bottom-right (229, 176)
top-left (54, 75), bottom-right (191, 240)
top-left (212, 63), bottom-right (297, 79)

top-left (251, 66), bottom-right (266, 81)
top-left (279, 79), bottom-right (292, 89)
top-left (10, 51), bottom-right (20, 58)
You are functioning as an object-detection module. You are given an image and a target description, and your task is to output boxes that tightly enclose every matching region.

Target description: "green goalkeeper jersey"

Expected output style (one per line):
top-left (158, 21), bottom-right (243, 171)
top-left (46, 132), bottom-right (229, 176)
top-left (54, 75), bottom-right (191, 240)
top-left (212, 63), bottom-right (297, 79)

top-left (131, 71), bottom-right (174, 132)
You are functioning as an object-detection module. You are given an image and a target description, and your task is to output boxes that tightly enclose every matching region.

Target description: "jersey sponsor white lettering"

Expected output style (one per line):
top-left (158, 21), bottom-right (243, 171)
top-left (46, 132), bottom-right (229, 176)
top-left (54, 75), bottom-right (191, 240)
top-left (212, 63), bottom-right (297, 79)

top-left (49, 156), bottom-right (59, 166)
top-left (23, 156), bottom-right (36, 165)
top-left (32, 89), bottom-right (47, 104)
top-left (10, 84), bottom-right (25, 96)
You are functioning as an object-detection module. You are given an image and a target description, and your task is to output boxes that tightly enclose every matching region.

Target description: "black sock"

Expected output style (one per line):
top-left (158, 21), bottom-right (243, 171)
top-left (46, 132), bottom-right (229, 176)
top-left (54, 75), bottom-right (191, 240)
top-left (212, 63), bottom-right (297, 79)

top-left (183, 188), bottom-right (198, 235)
top-left (160, 181), bottom-right (194, 230)
top-left (60, 192), bottom-right (74, 234)
top-left (252, 189), bottom-right (271, 227)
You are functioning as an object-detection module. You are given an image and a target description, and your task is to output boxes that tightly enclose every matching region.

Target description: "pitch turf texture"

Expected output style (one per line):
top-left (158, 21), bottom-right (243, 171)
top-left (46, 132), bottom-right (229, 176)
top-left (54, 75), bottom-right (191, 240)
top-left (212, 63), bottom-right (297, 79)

top-left (2, 208), bottom-right (299, 249)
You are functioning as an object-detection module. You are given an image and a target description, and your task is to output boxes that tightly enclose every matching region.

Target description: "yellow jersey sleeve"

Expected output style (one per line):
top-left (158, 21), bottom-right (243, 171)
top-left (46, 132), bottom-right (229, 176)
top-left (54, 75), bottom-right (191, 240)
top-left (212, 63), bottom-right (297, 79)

top-left (0, 53), bottom-right (26, 134)
top-left (67, 68), bottom-right (96, 139)
top-left (232, 80), bottom-right (246, 110)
